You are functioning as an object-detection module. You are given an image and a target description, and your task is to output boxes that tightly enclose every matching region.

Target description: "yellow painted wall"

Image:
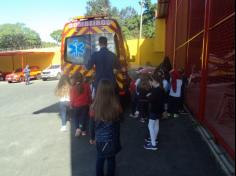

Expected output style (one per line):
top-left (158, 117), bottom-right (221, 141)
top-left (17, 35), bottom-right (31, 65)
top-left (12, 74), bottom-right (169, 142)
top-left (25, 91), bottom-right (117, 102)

top-left (0, 56), bottom-right (12, 72)
top-left (126, 38), bottom-right (164, 67)
top-left (154, 19), bottom-right (166, 52)
top-left (126, 18), bottom-right (166, 67)
top-left (0, 47), bottom-right (61, 73)
top-left (24, 53), bottom-right (54, 70)
top-left (51, 48), bottom-right (61, 65)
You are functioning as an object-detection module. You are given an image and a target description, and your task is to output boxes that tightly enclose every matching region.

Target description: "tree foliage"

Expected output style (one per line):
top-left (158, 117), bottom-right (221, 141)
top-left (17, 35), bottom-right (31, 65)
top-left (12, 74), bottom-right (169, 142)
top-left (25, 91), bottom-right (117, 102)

top-left (119, 7), bottom-right (140, 39)
top-left (50, 29), bottom-right (62, 44)
top-left (86, 0), bottom-right (111, 16)
top-left (41, 41), bottom-right (58, 48)
top-left (0, 1), bottom-right (156, 50)
top-left (142, 0), bottom-right (156, 38)
top-left (85, 0), bottom-right (156, 39)
top-left (0, 23), bottom-right (41, 49)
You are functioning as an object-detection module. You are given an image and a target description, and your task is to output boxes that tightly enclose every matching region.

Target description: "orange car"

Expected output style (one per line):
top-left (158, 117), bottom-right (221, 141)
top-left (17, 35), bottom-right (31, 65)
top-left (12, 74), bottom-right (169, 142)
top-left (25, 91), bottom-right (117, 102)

top-left (5, 66), bottom-right (41, 83)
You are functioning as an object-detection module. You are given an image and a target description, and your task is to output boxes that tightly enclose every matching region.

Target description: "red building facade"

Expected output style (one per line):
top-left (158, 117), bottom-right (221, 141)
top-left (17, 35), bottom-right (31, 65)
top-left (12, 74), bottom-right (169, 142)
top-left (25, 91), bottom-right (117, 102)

top-left (164, 0), bottom-right (235, 159)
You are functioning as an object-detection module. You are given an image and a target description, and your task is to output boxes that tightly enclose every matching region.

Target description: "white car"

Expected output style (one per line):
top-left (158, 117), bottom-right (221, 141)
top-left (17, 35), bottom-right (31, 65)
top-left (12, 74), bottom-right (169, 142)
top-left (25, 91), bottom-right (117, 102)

top-left (41, 65), bottom-right (61, 81)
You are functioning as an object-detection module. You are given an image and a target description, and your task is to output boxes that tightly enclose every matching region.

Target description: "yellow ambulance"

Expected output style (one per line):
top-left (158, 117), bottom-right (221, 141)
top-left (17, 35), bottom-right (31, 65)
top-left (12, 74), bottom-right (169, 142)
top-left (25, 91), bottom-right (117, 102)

top-left (61, 16), bottom-right (130, 95)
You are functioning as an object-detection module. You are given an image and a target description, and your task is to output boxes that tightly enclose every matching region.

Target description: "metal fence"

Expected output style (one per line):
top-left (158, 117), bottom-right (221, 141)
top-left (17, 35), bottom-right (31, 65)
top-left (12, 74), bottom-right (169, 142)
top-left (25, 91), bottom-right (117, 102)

top-left (165, 0), bottom-right (235, 159)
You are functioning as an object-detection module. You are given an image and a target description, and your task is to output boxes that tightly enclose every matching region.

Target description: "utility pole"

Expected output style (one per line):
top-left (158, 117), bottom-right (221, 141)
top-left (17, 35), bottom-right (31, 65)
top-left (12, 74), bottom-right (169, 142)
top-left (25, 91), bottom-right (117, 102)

top-left (137, 0), bottom-right (144, 65)
top-left (139, 0), bottom-right (144, 39)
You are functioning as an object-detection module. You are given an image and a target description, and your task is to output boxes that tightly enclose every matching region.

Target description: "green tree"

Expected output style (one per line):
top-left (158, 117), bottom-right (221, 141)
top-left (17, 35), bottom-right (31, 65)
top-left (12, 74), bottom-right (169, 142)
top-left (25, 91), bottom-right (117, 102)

top-left (120, 7), bottom-right (137, 20)
top-left (41, 41), bottom-right (58, 48)
top-left (50, 29), bottom-right (62, 45)
top-left (84, 0), bottom-right (156, 39)
top-left (0, 23), bottom-right (41, 49)
top-left (86, 0), bottom-right (111, 16)
top-left (142, 0), bottom-right (156, 38)
top-left (119, 7), bottom-right (139, 39)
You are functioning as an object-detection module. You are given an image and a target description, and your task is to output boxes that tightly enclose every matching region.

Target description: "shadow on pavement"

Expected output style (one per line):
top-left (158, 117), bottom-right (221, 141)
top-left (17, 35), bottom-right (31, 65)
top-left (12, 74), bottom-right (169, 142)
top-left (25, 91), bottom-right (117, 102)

top-left (70, 116), bottom-right (96, 176)
top-left (33, 103), bottom-right (59, 114)
top-left (69, 112), bottom-right (226, 176)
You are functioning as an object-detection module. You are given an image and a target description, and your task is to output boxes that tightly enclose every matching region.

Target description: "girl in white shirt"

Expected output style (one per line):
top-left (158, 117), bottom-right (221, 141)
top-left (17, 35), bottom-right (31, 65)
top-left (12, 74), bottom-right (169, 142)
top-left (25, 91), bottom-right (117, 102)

top-left (168, 70), bottom-right (182, 118)
top-left (55, 75), bottom-right (71, 131)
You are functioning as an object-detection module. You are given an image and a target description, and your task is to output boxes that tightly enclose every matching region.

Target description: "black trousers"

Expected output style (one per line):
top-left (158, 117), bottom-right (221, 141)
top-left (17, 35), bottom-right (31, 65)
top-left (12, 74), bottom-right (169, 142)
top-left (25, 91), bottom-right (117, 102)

top-left (73, 105), bottom-right (89, 131)
top-left (168, 96), bottom-right (181, 114)
top-left (96, 155), bottom-right (116, 176)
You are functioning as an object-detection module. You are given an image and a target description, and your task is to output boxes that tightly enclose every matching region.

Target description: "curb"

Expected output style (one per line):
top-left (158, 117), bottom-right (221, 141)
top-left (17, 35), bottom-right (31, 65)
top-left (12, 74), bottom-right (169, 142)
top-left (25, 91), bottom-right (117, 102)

top-left (184, 105), bottom-right (235, 176)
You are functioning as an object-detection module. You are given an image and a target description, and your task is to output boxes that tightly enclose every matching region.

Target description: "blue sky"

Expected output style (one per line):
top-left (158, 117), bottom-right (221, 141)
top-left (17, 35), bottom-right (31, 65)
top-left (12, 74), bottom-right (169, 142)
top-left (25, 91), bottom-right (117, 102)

top-left (0, 0), bottom-right (157, 42)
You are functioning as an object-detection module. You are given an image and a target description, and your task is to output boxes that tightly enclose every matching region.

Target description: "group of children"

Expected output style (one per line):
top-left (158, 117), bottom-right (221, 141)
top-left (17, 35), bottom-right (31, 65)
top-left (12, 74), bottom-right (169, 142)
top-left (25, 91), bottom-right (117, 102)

top-left (55, 73), bottom-right (121, 176)
top-left (55, 73), bottom-right (92, 134)
top-left (54, 65), bottom-right (187, 174)
top-left (129, 67), bottom-right (187, 150)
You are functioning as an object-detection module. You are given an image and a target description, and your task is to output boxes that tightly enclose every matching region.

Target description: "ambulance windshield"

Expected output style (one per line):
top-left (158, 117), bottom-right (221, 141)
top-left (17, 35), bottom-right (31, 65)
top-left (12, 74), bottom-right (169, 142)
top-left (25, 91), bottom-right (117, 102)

top-left (65, 33), bottom-right (118, 64)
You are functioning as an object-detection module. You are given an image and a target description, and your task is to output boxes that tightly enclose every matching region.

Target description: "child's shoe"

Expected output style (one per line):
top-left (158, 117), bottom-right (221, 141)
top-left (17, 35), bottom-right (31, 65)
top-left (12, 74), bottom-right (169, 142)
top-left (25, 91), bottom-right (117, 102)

top-left (173, 113), bottom-right (179, 118)
top-left (144, 143), bottom-right (158, 150)
top-left (145, 138), bottom-right (158, 144)
top-left (162, 111), bottom-right (169, 119)
top-left (75, 129), bottom-right (81, 137)
top-left (81, 131), bottom-right (86, 136)
top-left (139, 118), bottom-right (145, 123)
top-left (129, 113), bottom-right (138, 118)
top-left (60, 126), bottom-right (67, 132)
top-left (89, 139), bottom-right (96, 145)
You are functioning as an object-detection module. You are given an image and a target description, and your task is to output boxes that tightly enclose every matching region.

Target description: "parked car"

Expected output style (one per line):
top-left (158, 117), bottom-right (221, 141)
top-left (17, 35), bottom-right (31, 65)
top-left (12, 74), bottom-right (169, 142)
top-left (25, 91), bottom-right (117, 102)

top-left (41, 65), bottom-right (61, 81)
top-left (5, 68), bottom-right (24, 83)
top-left (0, 71), bottom-right (6, 81)
top-left (5, 66), bottom-right (41, 83)
top-left (29, 66), bottom-right (41, 80)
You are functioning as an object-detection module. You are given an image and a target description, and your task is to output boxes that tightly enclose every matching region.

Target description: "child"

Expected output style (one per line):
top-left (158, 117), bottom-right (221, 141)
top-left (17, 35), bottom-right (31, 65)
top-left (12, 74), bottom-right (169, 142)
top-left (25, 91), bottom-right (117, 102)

top-left (86, 75), bottom-right (97, 145)
top-left (178, 68), bottom-right (188, 113)
top-left (168, 69), bottom-right (183, 118)
top-left (137, 74), bottom-right (151, 123)
top-left (162, 71), bottom-right (171, 118)
top-left (23, 64), bottom-right (30, 85)
top-left (90, 79), bottom-right (122, 176)
top-left (70, 73), bottom-right (91, 137)
top-left (129, 73), bottom-right (139, 118)
top-left (55, 75), bottom-right (71, 131)
top-left (144, 71), bottom-right (165, 150)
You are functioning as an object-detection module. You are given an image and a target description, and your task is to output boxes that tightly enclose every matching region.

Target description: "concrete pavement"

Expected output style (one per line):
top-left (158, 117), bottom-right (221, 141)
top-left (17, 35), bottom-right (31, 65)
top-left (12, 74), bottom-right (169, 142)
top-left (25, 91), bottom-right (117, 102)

top-left (0, 80), bottom-right (225, 176)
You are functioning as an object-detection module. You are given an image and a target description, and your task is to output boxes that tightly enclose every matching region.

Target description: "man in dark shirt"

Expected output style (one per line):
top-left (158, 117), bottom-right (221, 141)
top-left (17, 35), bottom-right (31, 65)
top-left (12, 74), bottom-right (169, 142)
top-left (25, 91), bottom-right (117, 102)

top-left (86, 36), bottom-right (120, 90)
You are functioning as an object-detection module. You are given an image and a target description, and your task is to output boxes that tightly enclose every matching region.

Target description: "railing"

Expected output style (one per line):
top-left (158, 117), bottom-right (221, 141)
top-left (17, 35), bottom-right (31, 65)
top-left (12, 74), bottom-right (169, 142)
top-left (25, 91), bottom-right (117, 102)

top-left (0, 45), bottom-right (60, 52)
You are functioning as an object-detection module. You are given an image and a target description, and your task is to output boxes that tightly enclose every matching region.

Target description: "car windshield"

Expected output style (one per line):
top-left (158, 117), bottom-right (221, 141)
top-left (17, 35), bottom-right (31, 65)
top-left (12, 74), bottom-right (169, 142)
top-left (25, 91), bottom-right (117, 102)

top-left (49, 65), bottom-right (60, 69)
top-left (65, 33), bottom-right (118, 64)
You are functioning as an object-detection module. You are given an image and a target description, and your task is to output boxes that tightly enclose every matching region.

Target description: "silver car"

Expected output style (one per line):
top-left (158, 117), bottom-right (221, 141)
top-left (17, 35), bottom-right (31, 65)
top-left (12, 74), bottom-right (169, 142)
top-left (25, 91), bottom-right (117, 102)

top-left (41, 65), bottom-right (61, 81)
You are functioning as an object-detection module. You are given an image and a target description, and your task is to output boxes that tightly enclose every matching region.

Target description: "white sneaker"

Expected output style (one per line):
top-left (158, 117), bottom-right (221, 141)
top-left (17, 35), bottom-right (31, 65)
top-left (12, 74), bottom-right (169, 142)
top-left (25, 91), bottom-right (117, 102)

top-left (129, 113), bottom-right (138, 118)
top-left (60, 126), bottom-right (67, 132)
top-left (135, 111), bottom-right (139, 116)
top-left (173, 114), bottom-right (179, 118)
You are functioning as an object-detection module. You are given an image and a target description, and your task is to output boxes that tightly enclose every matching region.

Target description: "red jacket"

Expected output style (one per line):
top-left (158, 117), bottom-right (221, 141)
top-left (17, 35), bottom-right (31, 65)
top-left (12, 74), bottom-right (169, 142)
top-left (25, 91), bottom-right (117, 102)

top-left (70, 83), bottom-right (91, 108)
